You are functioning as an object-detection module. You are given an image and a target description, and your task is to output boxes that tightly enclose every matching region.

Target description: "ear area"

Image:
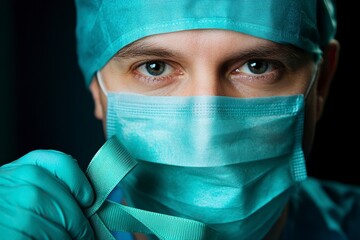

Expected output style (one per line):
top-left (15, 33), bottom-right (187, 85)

top-left (89, 77), bottom-right (105, 120)
top-left (315, 40), bottom-right (340, 121)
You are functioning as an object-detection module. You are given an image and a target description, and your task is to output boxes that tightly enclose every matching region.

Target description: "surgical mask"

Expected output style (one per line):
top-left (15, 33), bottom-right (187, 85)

top-left (96, 71), bottom-right (310, 239)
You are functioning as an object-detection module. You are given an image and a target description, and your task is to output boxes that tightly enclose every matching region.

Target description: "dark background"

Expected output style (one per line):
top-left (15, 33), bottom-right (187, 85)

top-left (0, 1), bottom-right (359, 182)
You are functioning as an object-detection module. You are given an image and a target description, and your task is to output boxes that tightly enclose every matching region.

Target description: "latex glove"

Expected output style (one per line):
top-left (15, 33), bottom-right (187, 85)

top-left (0, 150), bottom-right (95, 239)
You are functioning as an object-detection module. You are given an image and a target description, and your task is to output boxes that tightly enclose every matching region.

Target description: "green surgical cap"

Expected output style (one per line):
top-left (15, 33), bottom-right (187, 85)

top-left (75, 0), bottom-right (337, 87)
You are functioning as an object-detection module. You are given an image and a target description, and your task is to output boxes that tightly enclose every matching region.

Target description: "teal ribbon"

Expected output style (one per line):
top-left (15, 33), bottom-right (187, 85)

top-left (84, 136), bottom-right (218, 240)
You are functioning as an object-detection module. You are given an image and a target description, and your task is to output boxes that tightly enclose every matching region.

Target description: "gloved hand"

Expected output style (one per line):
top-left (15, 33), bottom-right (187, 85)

top-left (0, 149), bottom-right (95, 239)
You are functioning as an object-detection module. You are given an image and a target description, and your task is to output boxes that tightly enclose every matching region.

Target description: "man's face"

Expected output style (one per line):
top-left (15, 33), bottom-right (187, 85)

top-left (90, 29), bottom-right (325, 157)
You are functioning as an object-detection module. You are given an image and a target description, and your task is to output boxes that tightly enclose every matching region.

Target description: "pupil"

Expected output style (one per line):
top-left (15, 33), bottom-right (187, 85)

top-left (248, 60), bottom-right (267, 74)
top-left (146, 62), bottom-right (165, 76)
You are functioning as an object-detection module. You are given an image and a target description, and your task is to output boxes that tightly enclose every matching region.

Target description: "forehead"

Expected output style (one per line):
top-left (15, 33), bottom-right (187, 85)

top-left (121, 30), bottom-right (269, 49)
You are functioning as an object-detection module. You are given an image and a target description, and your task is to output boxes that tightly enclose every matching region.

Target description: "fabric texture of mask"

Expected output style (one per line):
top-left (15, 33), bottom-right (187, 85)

top-left (75, 0), bottom-right (337, 86)
top-left (105, 93), bottom-right (307, 239)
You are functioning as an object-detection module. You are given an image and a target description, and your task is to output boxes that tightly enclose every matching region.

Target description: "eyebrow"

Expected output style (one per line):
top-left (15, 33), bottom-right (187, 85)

top-left (114, 38), bottom-right (311, 64)
top-left (227, 44), bottom-right (311, 67)
top-left (115, 41), bottom-right (179, 59)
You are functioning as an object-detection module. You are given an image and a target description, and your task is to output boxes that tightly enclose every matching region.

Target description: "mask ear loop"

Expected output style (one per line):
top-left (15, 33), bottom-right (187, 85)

top-left (304, 63), bottom-right (321, 99)
top-left (96, 71), bottom-right (108, 97)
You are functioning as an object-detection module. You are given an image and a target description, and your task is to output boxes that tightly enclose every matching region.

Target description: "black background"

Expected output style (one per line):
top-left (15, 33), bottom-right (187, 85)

top-left (0, 1), bottom-right (359, 183)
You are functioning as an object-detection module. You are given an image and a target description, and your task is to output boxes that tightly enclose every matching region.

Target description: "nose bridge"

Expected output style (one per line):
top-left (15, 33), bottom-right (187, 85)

top-left (184, 62), bottom-right (223, 96)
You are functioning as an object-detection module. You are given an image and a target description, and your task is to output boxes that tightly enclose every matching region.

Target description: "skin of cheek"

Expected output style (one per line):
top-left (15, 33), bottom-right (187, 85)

top-left (89, 77), bottom-right (109, 137)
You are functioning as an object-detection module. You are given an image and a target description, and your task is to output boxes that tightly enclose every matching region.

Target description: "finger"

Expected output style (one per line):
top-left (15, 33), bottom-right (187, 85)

top-left (0, 224), bottom-right (32, 240)
top-left (0, 175), bottom-right (95, 240)
top-left (4, 149), bottom-right (94, 207)
top-left (0, 204), bottom-right (72, 240)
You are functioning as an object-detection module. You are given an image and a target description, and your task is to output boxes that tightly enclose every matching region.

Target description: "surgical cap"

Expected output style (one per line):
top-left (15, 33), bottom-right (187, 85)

top-left (75, 0), bottom-right (337, 87)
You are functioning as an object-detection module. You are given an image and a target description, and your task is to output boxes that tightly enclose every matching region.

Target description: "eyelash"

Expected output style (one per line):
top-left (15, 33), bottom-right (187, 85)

top-left (133, 59), bottom-right (283, 86)
top-left (133, 60), bottom-right (183, 85)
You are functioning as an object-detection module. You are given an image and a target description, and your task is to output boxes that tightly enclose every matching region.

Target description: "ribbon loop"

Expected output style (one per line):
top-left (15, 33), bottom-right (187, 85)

top-left (84, 136), bottom-right (216, 240)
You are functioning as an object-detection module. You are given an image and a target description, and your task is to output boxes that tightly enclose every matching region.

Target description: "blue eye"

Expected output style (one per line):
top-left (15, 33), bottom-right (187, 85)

top-left (144, 61), bottom-right (166, 76)
top-left (247, 60), bottom-right (269, 74)
top-left (133, 59), bottom-right (184, 89)
top-left (234, 59), bottom-right (276, 76)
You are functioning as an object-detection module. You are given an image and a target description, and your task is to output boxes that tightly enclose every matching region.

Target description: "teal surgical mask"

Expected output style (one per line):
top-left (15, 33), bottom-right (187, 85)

top-left (97, 72), bottom-right (309, 239)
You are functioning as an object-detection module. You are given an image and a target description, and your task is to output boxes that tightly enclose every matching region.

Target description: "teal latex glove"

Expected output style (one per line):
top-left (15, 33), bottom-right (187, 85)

top-left (0, 150), bottom-right (95, 239)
